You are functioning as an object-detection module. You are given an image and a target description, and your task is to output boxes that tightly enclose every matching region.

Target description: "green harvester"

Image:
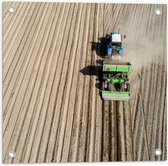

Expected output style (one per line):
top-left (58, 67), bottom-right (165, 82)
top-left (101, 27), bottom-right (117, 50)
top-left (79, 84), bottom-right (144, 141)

top-left (101, 59), bottom-right (132, 101)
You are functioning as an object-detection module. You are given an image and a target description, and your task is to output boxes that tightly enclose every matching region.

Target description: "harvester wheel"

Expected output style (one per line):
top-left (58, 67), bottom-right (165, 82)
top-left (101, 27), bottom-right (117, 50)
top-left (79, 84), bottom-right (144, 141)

top-left (120, 83), bottom-right (125, 91)
top-left (103, 74), bottom-right (107, 80)
top-left (102, 82), bottom-right (105, 90)
top-left (127, 83), bottom-right (130, 91)
top-left (108, 83), bottom-right (112, 91)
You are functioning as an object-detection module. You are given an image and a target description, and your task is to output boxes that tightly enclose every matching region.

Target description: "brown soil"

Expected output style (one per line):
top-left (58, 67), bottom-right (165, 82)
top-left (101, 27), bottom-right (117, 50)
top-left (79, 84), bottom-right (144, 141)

top-left (3, 2), bottom-right (167, 163)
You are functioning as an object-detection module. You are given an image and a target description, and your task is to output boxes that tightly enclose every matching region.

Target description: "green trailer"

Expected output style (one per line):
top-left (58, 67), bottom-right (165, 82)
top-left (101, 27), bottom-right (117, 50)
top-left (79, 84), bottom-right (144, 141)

top-left (101, 60), bottom-right (132, 101)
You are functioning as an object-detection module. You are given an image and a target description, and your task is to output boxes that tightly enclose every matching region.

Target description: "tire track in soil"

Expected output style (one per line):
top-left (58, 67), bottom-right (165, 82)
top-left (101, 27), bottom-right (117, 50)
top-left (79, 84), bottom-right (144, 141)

top-left (158, 54), bottom-right (167, 161)
top-left (150, 6), bottom-right (167, 160)
top-left (137, 16), bottom-right (155, 158)
top-left (130, 73), bottom-right (140, 132)
top-left (133, 12), bottom-right (154, 158)
top-left (101, 101), bottom-right (111, 161)
top-left (109, 101), bottom-right (117, 161)
top-left (116, 102), bottom-right (126, 161)
top-left (155, 57), bottom-right (166, 161)
top-left (139, 66), bottom-right (150, 161)
top-left (157, 5), bottom-right (167, 161)
top-left (146, 10), bottom-right (165, 160)
top-left (161, 96), bottom-right (167, 160)
top-left (133, 62), bottom-right (154, 161)
top-left (136, 92), bottom-right (149, 161)
top-left (150, 60), bottom-right (163, 160)
top-left (131, 4), bottom-right (159, 155)
top-left (123, 102), bottom-right (133, 161)
top-left (147, 59), bottom-right (160, 160)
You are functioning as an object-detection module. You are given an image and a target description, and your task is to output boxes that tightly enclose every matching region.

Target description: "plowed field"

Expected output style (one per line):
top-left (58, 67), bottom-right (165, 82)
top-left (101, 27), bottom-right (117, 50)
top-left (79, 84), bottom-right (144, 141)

top-left (3, 2), bottom-right (167, 163)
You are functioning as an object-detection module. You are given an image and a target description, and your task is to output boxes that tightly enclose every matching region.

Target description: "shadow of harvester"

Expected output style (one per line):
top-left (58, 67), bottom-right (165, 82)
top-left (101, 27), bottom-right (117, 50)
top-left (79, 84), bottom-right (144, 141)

top-left (79, 65), bottom-right (103, 90)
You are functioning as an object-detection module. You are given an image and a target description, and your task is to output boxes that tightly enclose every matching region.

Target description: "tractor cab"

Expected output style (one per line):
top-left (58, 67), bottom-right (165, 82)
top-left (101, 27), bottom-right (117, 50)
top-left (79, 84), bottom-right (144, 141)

top-left (106, 32), bottom-right (125, 57)
top-left (111, 32), bottom-right (122, 43)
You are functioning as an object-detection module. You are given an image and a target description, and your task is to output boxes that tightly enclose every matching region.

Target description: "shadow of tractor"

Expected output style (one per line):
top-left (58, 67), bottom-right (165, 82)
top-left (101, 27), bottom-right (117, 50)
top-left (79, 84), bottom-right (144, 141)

top-left (90, 37), bottom-right (108, 58)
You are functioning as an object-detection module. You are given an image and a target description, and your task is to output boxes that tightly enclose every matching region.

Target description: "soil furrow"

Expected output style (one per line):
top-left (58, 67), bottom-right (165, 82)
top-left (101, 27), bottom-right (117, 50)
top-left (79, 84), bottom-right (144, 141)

top-left (3, 3), bottom-right (24, 47)
top-left (3, 2), bottom-right (20, 32)
top-left (21, 3), bottom-right (67, 163)
top-left (35, 3), bottom-right (75, 163)
top-left (3, 3), bottom-right (39, 115)
top-left (3, 4), bottom-right (32, 64)
top-left (28, 3), bottom-right (71, 163)
top-left (60, 4), bottom-right (86, 162)
top-left (116, 102), bottom-right (126, 161)
top-left (67, 4), bottom-right (91, 162)
top-left (3, 3), bottom-right (167, 163)
top-left (10, 4), bottom-right (59, 163)
top-left (43, 4), bottom-right (79, 162)
top-left (76, 4), bottom-right (95, 162)
top-left (3, 4), bottom-right (44, 160)
top-left (3, 3), bottom-right (52, 163)
top-left (93, 3), bottom-right (104, 162)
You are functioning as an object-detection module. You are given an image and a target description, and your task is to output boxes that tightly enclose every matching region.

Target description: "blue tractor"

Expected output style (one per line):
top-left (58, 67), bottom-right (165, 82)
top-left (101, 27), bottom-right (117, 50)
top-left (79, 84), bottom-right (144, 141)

top-left (105, 32), bottom-right (126, 57)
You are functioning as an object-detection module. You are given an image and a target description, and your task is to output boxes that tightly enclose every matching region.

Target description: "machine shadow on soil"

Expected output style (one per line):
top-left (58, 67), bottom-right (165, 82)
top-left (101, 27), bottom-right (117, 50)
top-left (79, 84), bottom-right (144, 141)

top-left (79, 62), bottom-right (103, 92)
top-left (90, 37), bottom-right (108, 58)
top-left (80, 36), bottom-right (108, 92)
top-left (80, 37), bottom-right (108, 98)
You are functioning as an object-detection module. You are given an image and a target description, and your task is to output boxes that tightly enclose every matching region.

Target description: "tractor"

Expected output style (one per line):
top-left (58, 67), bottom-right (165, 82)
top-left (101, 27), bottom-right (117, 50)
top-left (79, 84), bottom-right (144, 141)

top-left (101, 59), bottom-right (132, 101)
top-left (105, 32), bottom-right (126, 58)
